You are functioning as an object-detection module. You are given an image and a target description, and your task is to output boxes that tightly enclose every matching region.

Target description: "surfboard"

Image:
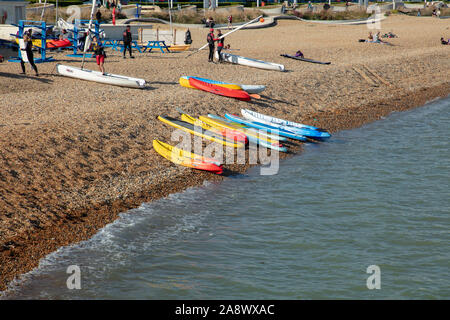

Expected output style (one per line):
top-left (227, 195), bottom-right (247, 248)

top-left (19, 39), bottom-right (29, 63)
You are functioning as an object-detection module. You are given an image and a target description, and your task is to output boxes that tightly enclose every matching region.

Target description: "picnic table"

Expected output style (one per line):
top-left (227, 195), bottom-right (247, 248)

top-left (142, 40), bottom-right (171, 53)
top-left (103, 39), bottom-right (142, 53)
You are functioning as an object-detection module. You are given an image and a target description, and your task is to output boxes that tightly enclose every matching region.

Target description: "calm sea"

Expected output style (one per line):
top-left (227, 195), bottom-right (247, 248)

top-left (2, 97), bottom-right (449, 299)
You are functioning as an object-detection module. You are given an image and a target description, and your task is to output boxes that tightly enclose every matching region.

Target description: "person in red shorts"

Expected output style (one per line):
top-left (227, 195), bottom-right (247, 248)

top-left (92, 36), bottom-right (106, 75)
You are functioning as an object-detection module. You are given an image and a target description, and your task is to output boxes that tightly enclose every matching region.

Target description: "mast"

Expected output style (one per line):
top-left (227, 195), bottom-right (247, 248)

top-left (81, 0), bottom-right (97, 69)
top-left (40, 0), bottom-right (48, 22)
top-left (186, 15), bottom-right (263, 58)
top-left (168, 5), bottom-right (173, 43)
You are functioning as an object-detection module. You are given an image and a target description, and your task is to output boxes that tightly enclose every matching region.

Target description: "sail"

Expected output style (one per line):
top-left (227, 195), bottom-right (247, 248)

top-left (81, 0), bottom-right (97, 68)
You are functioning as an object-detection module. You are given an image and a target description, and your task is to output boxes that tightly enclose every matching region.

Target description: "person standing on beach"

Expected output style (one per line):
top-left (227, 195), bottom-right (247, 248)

top-left (214, 29), bottom-right (224, 63)
top-left (184, 29), bottom-right (192, 44)
top-left (122, 25), bottom-right (134, 59)
top-left (20, 29), bottom-right (39, 76)
top-left (92, 36), bottom-right (106, 75)
top-left (207, 28), bottom-right (215, 63)
top-left (227, 15), bottom-right (233, 29)
top-left (96, 9), bottom-right (102, 23)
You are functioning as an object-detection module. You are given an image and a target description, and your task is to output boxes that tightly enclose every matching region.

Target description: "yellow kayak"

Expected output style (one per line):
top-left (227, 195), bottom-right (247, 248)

top-left (15, 38), bottom-right (47, 49)
top-left (181, 114), bottom-right (248, 144)
top-left (168, 44), bottom-right (191, 52)
top-left (153, 139), bottom-right (223, 174)
top-left (157, 115), bottom-right (244, 149)
top-left (179, 76), bottom-right (242, 91)
top-left (199, 115), bottom-right (282, 144)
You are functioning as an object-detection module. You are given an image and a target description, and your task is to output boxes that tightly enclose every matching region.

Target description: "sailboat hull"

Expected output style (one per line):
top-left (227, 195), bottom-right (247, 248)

top-left (56, 64), bottom-right (146, 88)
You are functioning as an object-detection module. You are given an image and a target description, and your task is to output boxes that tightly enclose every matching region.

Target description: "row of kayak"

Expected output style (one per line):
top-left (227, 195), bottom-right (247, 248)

top-left (154, 109), bottom-right (331, 174)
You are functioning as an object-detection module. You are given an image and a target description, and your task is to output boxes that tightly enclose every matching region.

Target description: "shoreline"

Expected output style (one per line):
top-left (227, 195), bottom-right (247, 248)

top-left (1, 83), bottom-right (448, 293)
top-left (1, 15), bottom-right (449, 292)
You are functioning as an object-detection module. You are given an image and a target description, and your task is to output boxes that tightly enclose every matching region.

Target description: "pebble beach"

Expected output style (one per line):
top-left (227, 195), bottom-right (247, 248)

top-left (0, 15), bottom-right (449, 292)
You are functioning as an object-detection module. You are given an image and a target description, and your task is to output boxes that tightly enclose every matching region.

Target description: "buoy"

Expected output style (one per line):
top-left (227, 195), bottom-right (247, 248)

top-left (260, 18), bottom-right (265, 23)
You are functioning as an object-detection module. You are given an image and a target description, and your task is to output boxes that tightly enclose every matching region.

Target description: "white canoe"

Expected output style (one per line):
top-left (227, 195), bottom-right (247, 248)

top-left (56, 64), bottom-right (146, 89)
top-left (215, 51), bottom-right (285, 72)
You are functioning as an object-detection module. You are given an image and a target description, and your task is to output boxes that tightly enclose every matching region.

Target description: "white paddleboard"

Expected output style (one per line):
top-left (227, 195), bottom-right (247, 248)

top-left (56, 64), bottom-right (146, 89)
top-left (216, 51), bottom-right (285, 72)
top-left (19, 39), bottom-right (29, 63)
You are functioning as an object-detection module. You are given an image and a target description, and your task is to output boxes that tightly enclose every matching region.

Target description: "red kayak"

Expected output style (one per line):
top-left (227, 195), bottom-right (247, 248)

top-left (189, 77), bottom-right (251, 101)
top-left (47, 39), bottom-right (71, 49)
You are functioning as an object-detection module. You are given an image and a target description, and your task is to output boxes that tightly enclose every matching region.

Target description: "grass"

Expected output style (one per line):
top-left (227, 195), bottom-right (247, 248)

top-left (142, 8), bottom-right (264, 24)
top-left (27, 7), bottom-right (127, 24)
top-left (292, 9), bottom-right (371, 20)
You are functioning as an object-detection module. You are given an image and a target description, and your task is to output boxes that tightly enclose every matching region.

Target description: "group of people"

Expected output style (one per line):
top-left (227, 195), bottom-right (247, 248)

top-left (91, 25), bottom-right (134, 75)
top-left (432, 8), bottom-right (441, 18)
top-left (203, 15), bottom-right (233, 30)
top-left (366, 31), bottom-right (387, 43)
top-left (207, 28), bottom-right (225, 63)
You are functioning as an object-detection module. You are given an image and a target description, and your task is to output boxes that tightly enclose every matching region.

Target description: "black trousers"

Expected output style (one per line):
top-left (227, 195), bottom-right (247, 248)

top-left (20, 50), bottom-right (38, 74)
top-left (123, 42), bottom-right (132, 57)
top-left (217, 46), bottom-right (223, 61)
top-left (208, 45), bottom-right (215, 61)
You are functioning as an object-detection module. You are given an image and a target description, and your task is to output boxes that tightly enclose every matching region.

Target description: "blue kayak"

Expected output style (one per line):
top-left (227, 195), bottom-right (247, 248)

top-left (207, 114), bottom-right (288, 142)
top-left (240, 109), bottom-right (331, 140)
top-left (206, 114), bottom-right (287, 152)
top-left (224, 114), bottom-right (308, 142)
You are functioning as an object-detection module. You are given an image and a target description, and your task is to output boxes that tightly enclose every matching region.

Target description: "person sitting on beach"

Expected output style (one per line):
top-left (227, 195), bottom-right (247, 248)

top-left (91, 36), bottom-right (106, 75)
top-left (441, 37), bottom-right (449, 45)
top-left (367, 31), bottom-right (374, 42)
top-left (208, 17), bottom-right (215, 29)
top-left (295, 50), bottom-right (304, 58)
top-left (60, 29), bottom-right (69, 40)
top-left (373, 32), bottom-right (380, 42)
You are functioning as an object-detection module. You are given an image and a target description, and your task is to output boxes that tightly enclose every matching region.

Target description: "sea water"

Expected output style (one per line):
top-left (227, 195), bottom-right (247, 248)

top-left (2, 97), bottom-right (449, 299)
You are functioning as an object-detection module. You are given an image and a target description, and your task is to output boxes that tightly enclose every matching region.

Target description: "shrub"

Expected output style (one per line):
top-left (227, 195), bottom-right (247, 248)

top-left (293, 8), bottom-right (371, 20)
